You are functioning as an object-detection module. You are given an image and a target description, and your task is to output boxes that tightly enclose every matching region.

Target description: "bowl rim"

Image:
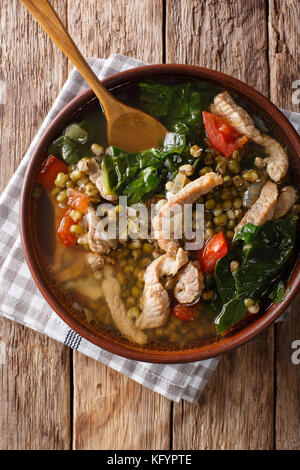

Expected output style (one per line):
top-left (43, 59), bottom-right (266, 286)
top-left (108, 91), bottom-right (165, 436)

top-left (20, 63), bottom-right (300, 363)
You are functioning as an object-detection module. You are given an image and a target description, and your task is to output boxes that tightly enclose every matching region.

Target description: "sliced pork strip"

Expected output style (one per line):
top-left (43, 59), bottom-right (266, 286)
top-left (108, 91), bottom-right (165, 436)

top-left (136, 248), bottom-right (189, 330)
top-left (254, 134), bottom-right (289, 182)
top-left (210, 91), bottom-right (288, 182)
top-left (210, 91), bottom-right (261, 140)
top-left (137, 284), bottom-right (170, 331)
top-left (84, 205), bottom-right (113, 254)
top-left (102, 266), bottom-right (148, 345)
top-left (152, 172), bottom-right (223, 256)
top-left (85, 252), bottom-right (105, 271)
top-left (165, 172), bottom-right (223, 207)
top-left (154, 239), bottom-right (180, 257)
top-left (274, 186), bottom-right (297, 219)
top-left (235, 180), bottom-right (278, 233)
top-left (174, 261), bottom-right (203, 304)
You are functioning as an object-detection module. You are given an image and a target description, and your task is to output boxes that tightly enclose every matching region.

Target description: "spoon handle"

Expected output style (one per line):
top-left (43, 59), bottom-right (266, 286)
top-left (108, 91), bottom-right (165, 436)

top-left (20, 0), bottom-right (122, 116)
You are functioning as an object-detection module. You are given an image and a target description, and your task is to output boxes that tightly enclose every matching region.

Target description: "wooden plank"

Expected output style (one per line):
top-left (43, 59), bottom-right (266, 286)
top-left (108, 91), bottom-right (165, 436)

top-left (73, 355), bottom-right (171, 450)
top-left (68, 0), bottom-right (171, 450)
top-left (172, 331), bottom-right (274, 450)
top-left (269, 0), bottom-right (300, 111)
top-left (66, 0), bottom-right (164, 69)
top-left (0, 321), bottom-right (70, 450)
top-left (166, 0), bottom-right (269, 92)
top-left (275, 295), bottom-right (300, 450)
top-left (269, 0), bottom-right (300, 449)
top-left (0, 0), bottom-right (70, 450)
top-left (167, 0), bottom-right (275, 450)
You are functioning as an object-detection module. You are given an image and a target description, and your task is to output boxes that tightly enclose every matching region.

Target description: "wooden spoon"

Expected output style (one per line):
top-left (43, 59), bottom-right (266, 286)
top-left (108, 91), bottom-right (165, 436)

top-left (20, 0), bottom-right (167, 152)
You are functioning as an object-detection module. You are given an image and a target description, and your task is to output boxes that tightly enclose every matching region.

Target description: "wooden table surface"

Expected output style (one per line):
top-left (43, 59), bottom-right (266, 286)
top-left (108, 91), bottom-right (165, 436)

top-left (0, 0), bottom-right (299, 450)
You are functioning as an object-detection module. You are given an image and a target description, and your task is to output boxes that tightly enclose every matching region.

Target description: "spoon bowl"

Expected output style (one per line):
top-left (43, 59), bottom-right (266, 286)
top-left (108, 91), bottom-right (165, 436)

top-left (108, 110), bottom-right (167, 152)
top-left (21, 0), bottom-right (167, 152)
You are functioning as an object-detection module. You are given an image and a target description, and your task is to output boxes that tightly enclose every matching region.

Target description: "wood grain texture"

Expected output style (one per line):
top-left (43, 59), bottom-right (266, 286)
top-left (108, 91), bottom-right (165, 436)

top-left (68, 0), bottom-right (171, 450)
top-left (167, 0), bottom-right (275, 450)
top-left (172, 330), bottom-right (274, 450)
top-left (269, 1), bottom-right (300, 449)
top-left (269, 0), bottom-right (300, 111)
top-left (67, 0), bottom-right (163, 69)
top-left (275, 296), bottom-right (300, 450)
top-left (73, 353), bottom-right (171, 450)
top-left (166, 0), bottom-right (269, 93)
top-left (0, 0), bottom-right (68, 192)
top-left (0, 320), bottom-right (70, 450)
top-left (0, 0), bottom-right (70, 450)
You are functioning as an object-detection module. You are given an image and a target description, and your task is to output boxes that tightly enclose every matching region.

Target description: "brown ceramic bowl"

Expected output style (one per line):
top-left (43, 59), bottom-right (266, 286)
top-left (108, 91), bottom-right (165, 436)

top-left (20, 64), bottom-right (300, 363)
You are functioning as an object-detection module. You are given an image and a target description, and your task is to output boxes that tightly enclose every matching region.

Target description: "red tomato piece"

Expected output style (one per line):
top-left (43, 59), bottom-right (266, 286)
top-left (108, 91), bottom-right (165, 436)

top-left (67, 188), bottom-right (90, 214)
top-left (173, 304), bottom-right (197, 322)
top-left (197, 232), bottom-right (228, 273)
top-left (202, 111), bottom-right (247, 158)
top-left (57, 210), bottom-right (77, 247)
top-left (36, 155), bottom-right (68, 190)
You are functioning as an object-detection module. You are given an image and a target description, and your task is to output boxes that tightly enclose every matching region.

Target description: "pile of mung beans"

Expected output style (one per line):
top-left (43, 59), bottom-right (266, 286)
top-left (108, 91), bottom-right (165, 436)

top-left (51, 159), bottom-right (101, 208)
top-left (194, 144), bottom-right (265, 242)
top-left (110, 239), bottom-right (163, 320)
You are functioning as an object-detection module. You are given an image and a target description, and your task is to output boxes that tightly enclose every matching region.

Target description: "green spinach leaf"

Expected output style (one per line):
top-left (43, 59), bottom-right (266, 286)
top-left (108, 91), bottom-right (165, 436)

top-left (163, 132), bottom-right (186, 155)
top-left (215, 299), bottom-right (247, 335)
top-left (103, 153), bottom-right (119, 195)
top-left (47, 108), bottom-right (106, 164)
top-left (140, 81), bottom-right (219, 145)
top-left (102, 130), bottom-right (193, 203)
top-left (61, 136), bottom-right (88, 164)
top-left (214, 244), bottom-right (244, 304)
top-left (213, 215), bottom-right (298, 334)
top-left (124, 167), bottom-right (167, 205)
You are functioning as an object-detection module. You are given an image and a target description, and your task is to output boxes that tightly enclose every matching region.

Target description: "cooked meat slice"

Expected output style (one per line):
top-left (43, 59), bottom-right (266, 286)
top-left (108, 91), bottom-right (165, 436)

top-left (210, 91), bottom-right (261, 140)
top-left (136, 248), bottom-right (189, 329)
top-left (137, 283), bottom-right (170, 331)
top-left (79, 157), bottom-right (118, 202)
top-left (85, 252), bottom-right (115, 273)
top-left (85, 252), bottom-right (105, 271)
top-left (152, 172), bottom-right (223, 256)
top-left (274, 186), bottom-right (297, 219)
top-left (166, 172), bottom-right (223, 207)
top-left (85, 205), bottom-right (112, 254)
top-left (253, 134), bottom-right (289, 183)
top-left (174, 261), bottom-right (204, 304)
top-left (211, 92), bottom-right (288, 182)
top-left (152, 247), bottom-right (188, 276)
top-left (235, 181), bottom-right (278, 233)
top-left (102, 266), bottom-right (148, 345)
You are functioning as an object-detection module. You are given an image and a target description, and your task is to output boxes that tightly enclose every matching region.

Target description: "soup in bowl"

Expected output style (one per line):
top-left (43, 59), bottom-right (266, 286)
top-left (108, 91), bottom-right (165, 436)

top-left (20, 65), bottom-right (300, 362)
